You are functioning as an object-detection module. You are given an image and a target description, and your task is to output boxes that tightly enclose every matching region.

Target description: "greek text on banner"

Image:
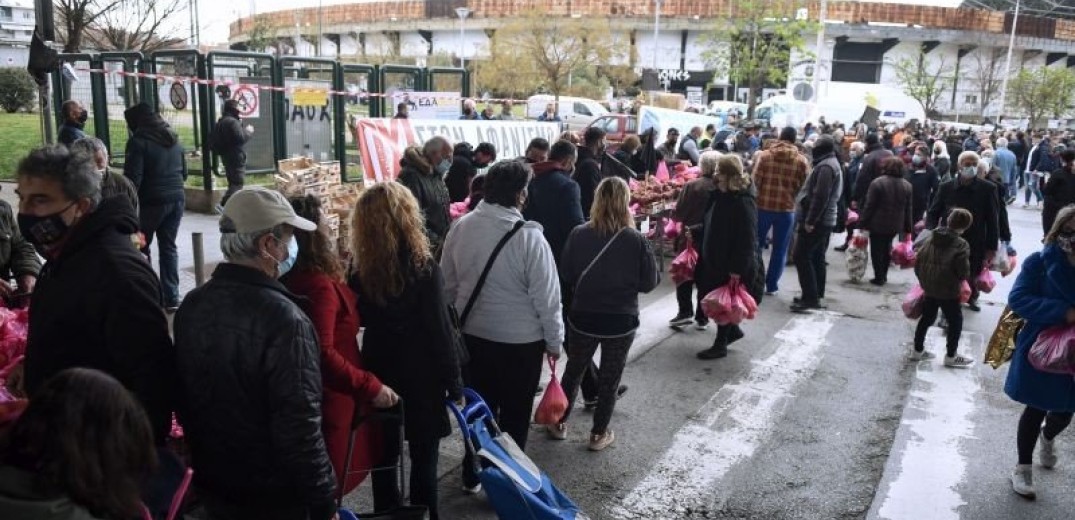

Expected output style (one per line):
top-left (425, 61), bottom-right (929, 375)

top-left (354, 118), bottom-right (561, 183)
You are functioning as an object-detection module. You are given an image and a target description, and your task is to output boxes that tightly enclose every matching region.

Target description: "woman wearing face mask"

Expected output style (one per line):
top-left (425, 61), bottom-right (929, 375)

top-left (905, 145), bottom-right (940, 225)
top-left (281, 195), bottom-right (400, 497)
top-left (397, 137), bottom-right (453, 258)
top-left (932, 141), bottom-right (952, 183)
top-left (348, 182), bottom-right (464, 519)
top-left (1005, 205), bottom-right (1075, 500)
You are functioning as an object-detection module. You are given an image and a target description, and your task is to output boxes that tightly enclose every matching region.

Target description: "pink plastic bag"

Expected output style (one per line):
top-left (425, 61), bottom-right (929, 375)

top-left (975, 267), bottom-right (996, 294)
top-left (449, 201), bottom-right (470, 221)
top-left (891, 237), bottom-right (916, 269)
top-left (1028, 325), bottom-right (1075, 375)
top-left (663, 219), bottom-right (682, 239)
top-left (902, 285), bottom-right (925, 319)
top-left (533, 357), bottom-right (568, 425)
top-left (655, 161), bottom-right (670, 182)
top-left (670, 241), bottom-right (698, 286)
top-left (701, 277), bottom-right (758, 325)
top-left (846, 210), bottom-right (859, 225)
top-left (959, 280), bottom-right (972, 304)
top-left (0, 307), bottom-right (29, 374)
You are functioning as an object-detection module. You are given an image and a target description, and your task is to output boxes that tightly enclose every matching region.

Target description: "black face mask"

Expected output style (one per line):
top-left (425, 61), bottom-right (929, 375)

top-left (76, 110), bottom-right (88, 125)
top-left (19, 202), bottom-right (77, 248)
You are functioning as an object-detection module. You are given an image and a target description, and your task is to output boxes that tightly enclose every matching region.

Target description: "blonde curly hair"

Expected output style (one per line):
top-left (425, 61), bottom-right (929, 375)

top-left (715, 154), bottom-right (751, 192)
top-left (349, 182), bottom-right (432, 306)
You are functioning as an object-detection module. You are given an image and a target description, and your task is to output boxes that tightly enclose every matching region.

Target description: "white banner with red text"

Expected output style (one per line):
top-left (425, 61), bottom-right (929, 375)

top-left (354, 118), bottom-right (561, 182)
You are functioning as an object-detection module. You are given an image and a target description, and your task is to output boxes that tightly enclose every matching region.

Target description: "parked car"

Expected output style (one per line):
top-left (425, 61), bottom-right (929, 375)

top-left (526, 95), bottom-right (609, 132)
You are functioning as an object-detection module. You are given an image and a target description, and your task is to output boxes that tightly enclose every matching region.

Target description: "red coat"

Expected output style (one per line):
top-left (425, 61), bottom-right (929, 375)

top-left (284, 269), bottom-right (383, 494)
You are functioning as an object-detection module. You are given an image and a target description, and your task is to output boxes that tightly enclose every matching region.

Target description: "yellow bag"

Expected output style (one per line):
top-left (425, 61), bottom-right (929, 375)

top-left (985, 306), bottom-right (1025, 369)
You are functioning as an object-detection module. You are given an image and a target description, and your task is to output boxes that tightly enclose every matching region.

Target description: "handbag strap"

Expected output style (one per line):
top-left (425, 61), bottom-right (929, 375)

top-left (460, 220), bottom-right (526, 326)
top-left (575, 228), bottom-right (627, 294)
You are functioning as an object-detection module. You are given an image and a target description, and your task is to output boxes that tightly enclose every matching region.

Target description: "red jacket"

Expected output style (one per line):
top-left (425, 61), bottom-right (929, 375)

top-left (284, 269), bottom-right (383, 495)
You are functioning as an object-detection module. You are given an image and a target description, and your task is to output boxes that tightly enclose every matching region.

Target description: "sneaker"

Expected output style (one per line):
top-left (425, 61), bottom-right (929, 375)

top-left (765, 290), bottom-right (778, 296)
top-left (1010, 465), bottom-right (1036, 500)
top-left (165, 306), bottom-right (179, 314)
top-left (869, 278), bottom-right (886, 286)
top-left (1039, 432), bottom-right (1058, 469)
top-left (1022, 203), bottom-right (1030, 209)
top-left (214, 203), bottom-right (225, 215)
top-left (944, 354), bottom-right (975, 368)
top-left (535, 383), bottom-right (545, 395)
top-left (588, 430), bottom-right (616, 451)
top-left (694, 321), bottom-right (709, 331)
top-left (1035, 202), bottom-right (1042, 210)
top-left (669, 312), bottom-right (693, 328)
top-left (790, 301), bottom-right (827, 313)
top-left (697, 343), bottom-right (728, 360)
top-left (462, 483), bottom-right (483, 495)
top-left (908, 349), bottom-right (936, 362)
top-left (546, 423), bottom-right (567, 441)
top-left (834, 244), bottom-right (849, 252)
top-left (966, 300), bottom-right (981, 312)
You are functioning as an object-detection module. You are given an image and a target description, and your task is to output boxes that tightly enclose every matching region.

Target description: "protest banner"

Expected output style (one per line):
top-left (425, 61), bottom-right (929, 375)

top-left (354, 118), bottom-right (561, 182)
top-left (390, 91), bottom-right (462, 120)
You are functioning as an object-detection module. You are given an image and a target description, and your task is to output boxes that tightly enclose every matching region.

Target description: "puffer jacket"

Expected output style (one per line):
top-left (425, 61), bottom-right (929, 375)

top-left (914, 227), bottom-right (970, 300)
top-left (397, 147), bottom-right (451, 253)
top-left (860, 172), bottom-right (914, 236)
top-left (796, 152), bottom-right (843, 229)
top-left (123, 104), bottom-right (187, 206)
top-left (0, 199), bottom-right (41, 281)
top-left (174, 263), bottom-right (336, 519)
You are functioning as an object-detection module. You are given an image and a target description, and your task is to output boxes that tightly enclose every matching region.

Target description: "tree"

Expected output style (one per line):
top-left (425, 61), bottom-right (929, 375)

top-left (1010, 67), bottom-right (1075, 129)
top-left (86, 0), bottom-right (186, 53)
top-left (699, 0), bottom-right (815, 119)
top-left (484, 10), bottom-right (623, 106)
top-left (56, 0), bottom-right (125, 53)
top-left (0, 68), bottom-right (36, 113)
top-left (970, 47), bottom-right (1006, 117)
top-left (245, 15), bottom-right (279, 53)
top-left (893, 53), bottom-right (954, 119)
top-left (476, 37), bottom-right (542, 100)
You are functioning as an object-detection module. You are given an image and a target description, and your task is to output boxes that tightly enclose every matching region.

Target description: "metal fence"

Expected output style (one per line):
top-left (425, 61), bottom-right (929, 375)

top-left (49, 50), bottom-right (469, 190)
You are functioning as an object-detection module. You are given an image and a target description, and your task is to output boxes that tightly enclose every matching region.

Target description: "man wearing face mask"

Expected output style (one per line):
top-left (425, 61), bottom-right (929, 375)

top-left (210, 99), bottom-right (255, 209)
top-left (446, 142), bottom-right (497, 203)
top-left (398, 136), bottom-right (453, 257)
top-left (173, 187), bottom-right (336, 520)
top-left (905, 145), bottom-right (940, 224)
top-left (926, 151), bottom-right (1000, 312)
top-left (573, 127), bottom-right (607, 220)
top-left (57, 100), bottom-right (89, 147)
top-left (14, 145), bottom-right (174, 444)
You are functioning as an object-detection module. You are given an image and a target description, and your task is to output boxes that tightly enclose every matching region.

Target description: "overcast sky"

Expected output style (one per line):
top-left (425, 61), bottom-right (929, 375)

top-left (194, 0), bottom-right (967, 45)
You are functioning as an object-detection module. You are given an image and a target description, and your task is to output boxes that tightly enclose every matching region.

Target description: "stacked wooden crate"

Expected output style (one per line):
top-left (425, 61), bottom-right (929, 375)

top-left (274, 158), bottom-right (363, 254)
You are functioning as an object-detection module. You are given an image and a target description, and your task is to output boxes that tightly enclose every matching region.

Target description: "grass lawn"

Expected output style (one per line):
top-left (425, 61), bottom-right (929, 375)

top-left (0, 113), bottom-right (46, 180)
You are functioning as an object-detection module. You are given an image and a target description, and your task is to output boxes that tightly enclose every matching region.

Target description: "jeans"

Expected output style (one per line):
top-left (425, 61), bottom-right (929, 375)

top-left (793, 225), bottom-right (832, 303)
top-left (372, 433), bottom-right (441, 519)
top-left (559, 330), bottom-right (635, 435)
top-left (913, 297), bottom-right (963, 357)
top-left (1024, 172), bottom-right (1043, 204)
top-left (461, 335), bottom-right (545, 488)
top-left (757, 210), bottom-right (795, 292)
top-left (1017, 406), bottom-right (1073, 465)
top-left (139, 200), bottom-right (184, 307)
top-left (869, 232), bottom-right (896, 283)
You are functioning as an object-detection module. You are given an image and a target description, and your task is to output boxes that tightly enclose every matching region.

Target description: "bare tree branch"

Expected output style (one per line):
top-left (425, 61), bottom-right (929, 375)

top-left (55, 0), bottom-right (126, 52)
top-left (85, 0), bottom-right (187, 53)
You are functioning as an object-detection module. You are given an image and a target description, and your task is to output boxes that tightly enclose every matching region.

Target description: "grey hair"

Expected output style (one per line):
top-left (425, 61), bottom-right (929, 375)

top-left (422, 135), bottom-right (451, 157)
top-left (850, 141), bottom-right (866, 152)
top-left (219, 220), bottom-right (287, 262)
top-left (699, 150), bottom-right (722, 177)
top-left (933, 140), bottom-right (949, 158)
top-left (996, 137), bottom-right (1008, 148)
top-left (17, 145), bottom-right (101, 209)
top-left (68, 137), bottom-right (108, 168)
top-left (978, 159), bottom-right (992, 174)
top-left (957, 150), bottom-right (980, 166)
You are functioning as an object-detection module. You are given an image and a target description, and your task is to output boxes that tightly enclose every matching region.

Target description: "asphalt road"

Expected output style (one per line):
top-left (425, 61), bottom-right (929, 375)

top-left (343, 203), bottom-right (1072, 520)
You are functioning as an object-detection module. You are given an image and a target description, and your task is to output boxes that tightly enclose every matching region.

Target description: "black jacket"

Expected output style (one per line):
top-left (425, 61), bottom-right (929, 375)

top-left (1042, 166), bottom-right (1075, 235)
top-left (523, 161), bottom-right (585, 263)
top-left (697, 189), bottom-right (764, 302)
top-left (57, 122), bottom-right (87, 147)
top-left (174, 263), bottom-right (336, 518)
top-left (0, 200), bottom-right (41, 281)
top-left (24, 197), bottom-right (174, 442)
top-left (573, 148), bottom-right (602, 220)
top-left (905, 165), bottom-right (940, 223)
top-left (446, 153), bottom-right (477, 203)
top-left (853, 144), bottom-right (893, 205)
top-left (123, 115), bottom-right (187, 206)
top-left (926, 177), bottom-right (1000, 257)
top-left (861, 173), bottom-right (913, 237)
top-left (397, 149), bottom-right (451, 252)
top-left (212, 113), bottom-right (252, 168)
top-left (350, 263), bottom-right (463, 441)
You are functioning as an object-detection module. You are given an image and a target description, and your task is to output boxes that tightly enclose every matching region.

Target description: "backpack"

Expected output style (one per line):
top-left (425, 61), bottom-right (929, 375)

top-left (208, 119), bottom-right (227, 154)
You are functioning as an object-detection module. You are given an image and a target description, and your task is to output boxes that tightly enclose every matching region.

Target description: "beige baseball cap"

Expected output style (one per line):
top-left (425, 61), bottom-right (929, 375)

top-left (220, 187), bottom-right (317, 233)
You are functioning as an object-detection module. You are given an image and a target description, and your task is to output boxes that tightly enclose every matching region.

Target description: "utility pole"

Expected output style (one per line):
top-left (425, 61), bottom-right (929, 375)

top-left (455, 7), bottom-right (471, 70)
top-left (812, 0), bottom-right (827, 103)
top-left (997, 0), bottom-right (1020, 124)
top-left (652, 0), bottom-right (662, 71)
top-left (33, 0), bottom-right (55, 144)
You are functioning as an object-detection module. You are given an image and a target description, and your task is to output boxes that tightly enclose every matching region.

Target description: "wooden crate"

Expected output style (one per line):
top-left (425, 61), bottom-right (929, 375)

top-left (278, 157), bottom-right (315, 172)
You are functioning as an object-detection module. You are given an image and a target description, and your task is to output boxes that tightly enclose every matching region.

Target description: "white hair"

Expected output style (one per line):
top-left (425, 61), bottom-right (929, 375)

top-left (933, 141), bottom-right (949, 158)
top-left (220, 222), bottom-right (286, 262)
top-left (978, 158), bottom-right (991, 174)
top-left (958, 150), bottom-right (980, 166)
top-left (996, 137), bottom-right (1008, 148)
top-left (850, 141), bottom-right (866, 152)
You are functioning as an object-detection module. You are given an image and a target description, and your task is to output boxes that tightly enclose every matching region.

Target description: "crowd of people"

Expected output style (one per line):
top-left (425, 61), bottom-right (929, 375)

top-left (2, 95), bottom-right (1075, 519)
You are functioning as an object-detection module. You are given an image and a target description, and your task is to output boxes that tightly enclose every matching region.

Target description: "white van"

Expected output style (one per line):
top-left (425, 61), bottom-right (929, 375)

top-left (526, 95), bottom-right (608, 132)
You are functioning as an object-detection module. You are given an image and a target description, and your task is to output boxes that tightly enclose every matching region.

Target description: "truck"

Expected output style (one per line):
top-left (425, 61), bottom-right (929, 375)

top-left (589, 106), bottom-right (722, 148)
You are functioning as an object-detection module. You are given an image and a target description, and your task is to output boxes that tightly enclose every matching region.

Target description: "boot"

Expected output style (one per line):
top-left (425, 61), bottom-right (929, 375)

top-left (697, 331), bottom-right (729, 360)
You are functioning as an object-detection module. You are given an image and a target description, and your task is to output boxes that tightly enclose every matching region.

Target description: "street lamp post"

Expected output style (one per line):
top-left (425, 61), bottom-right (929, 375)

top-left (812, 0), bottom-right (827, 103)
top-left (455, 7), bottom-right (471, 70)
top-left (997, 0), bottom-right (1020, 124)
top-left (652, 0), bottom-right (662, 72)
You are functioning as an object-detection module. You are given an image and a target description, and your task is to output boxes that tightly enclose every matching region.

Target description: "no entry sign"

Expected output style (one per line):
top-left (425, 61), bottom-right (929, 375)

top-left (232, 85), bottom-right (259, 119)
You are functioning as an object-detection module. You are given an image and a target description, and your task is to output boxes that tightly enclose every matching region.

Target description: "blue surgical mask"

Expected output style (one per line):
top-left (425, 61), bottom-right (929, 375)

top-left (912, 155), bottom-right (924, 166)
top-left (959, 166), bottom-right (977, 179)
top-left (277, 236), bottom-right (299, 277)
top-left (437, 158), bottom-right (452, 174)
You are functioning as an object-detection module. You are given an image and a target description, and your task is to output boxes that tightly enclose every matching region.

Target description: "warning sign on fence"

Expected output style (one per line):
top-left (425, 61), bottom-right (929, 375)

top-left (293, 89), bottom-right (328, 108)
top-left (232, 85), bottom-right (259, 119)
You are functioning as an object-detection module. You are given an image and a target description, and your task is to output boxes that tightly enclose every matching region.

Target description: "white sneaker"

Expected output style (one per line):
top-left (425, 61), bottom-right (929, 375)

top-left (908, 349), bottom-right (936, 362)
top-left (462, 483), bottom-right (482, 495)
top-left (546, 423), bottom-right (567, 441)
top-left (1039, 432), bottom-right (1058, 469)
top-left (1011, 464), bottom-right (1036, 499)
top-left (694, 321), bottom-right (709, 331)
top-left (1022, 203), bottom-right (1030, 209)
top-left (944, 354), bottom-right (975, 368)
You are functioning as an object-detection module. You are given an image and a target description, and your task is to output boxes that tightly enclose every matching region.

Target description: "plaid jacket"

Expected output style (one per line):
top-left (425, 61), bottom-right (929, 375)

top-left (753, 141), bottom-right (810, 212)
